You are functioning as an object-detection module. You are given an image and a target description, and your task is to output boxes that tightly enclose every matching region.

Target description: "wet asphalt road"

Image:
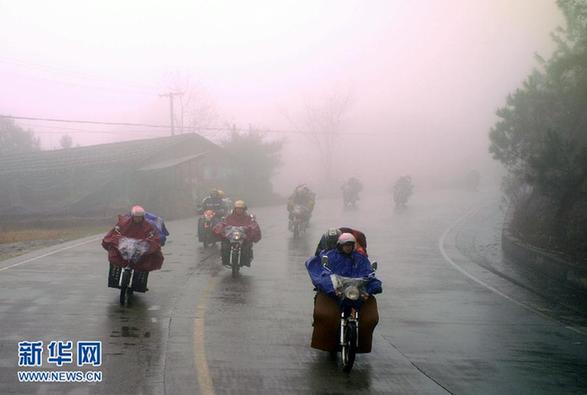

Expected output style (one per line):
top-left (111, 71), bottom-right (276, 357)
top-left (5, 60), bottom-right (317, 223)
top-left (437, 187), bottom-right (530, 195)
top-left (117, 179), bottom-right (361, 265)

top-left (1, 188), bottom-right (586, 394)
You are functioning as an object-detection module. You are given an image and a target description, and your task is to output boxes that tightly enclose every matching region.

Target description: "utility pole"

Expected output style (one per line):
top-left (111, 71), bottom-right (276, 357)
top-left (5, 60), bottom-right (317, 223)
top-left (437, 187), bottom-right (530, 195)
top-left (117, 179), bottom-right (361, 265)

top-left (159, 91), bottom-right (184, 136)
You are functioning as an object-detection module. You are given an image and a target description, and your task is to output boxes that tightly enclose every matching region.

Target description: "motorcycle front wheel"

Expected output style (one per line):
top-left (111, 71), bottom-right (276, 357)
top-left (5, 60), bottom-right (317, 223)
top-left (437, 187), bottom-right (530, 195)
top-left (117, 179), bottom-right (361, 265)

top-left (341, 320), bottom-right (357, 373)
top-left (119, 269), bottom-right (132, 305)
top-left (293, 222), bottom-right (300, 239)
top-left (231, 247), bottom-right (240, 278)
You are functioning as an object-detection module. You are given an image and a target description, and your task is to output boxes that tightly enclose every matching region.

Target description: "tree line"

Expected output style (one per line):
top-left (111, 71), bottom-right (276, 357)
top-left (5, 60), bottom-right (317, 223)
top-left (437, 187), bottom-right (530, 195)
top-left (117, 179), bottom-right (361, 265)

top-left (489, 0), bottom-right (587, 260)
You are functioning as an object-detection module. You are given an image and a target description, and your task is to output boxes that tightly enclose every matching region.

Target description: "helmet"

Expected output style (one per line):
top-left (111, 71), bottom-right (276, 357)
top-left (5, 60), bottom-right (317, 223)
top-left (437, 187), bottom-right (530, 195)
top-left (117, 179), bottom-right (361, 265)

top-left (324, 228), bottom-right (342, 250)
top-left (217, 190), bottom-right (225, 198)
top-left (234, 200), bottom-right (247, 209)
top-left (130, 205), bottom-right (145, 217)
top-left (337, 232), bottom-right (356, 246)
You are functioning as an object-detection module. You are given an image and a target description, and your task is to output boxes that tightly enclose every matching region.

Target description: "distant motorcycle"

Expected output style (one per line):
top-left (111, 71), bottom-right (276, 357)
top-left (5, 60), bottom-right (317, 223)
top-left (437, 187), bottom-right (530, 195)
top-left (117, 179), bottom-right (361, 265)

top-left (108, 237), bottom-right (150, 305)
top-left (393, 177), bottom-right (413, 207)
top-left (342, 186), bottom-right (359, 209)
top-left (198, 209), bottom-right (220, 248)
top-left (324, 256), bottom-right (378, 373)
top-left (289, 205), bottom-right (309, 239)
top-left (393, 188), bottom-right (409, 207)
top-left (222, 225), bottom-right (250, 278)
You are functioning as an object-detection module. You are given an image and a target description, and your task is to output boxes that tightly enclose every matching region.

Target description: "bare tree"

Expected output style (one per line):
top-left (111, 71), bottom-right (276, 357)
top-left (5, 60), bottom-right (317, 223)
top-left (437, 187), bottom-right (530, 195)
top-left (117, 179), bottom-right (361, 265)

top-left (184, 88), bottom-right (219, 135)
top-left (286, 88), bottom-right (354, 183)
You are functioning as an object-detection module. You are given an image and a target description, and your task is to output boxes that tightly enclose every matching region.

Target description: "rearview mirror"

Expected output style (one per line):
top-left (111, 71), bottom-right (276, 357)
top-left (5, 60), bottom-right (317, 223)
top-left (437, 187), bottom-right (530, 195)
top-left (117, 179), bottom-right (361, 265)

top-left (371, 261), bottom-right (378, 271)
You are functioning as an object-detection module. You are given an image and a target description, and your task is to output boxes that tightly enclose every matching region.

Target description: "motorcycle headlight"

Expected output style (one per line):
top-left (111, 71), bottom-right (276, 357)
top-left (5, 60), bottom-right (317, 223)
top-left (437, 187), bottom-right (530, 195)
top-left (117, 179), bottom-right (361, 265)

top-left (344, 286), bottom-right (360, 301)
top-left (234, 233), bottom-right (241, 240)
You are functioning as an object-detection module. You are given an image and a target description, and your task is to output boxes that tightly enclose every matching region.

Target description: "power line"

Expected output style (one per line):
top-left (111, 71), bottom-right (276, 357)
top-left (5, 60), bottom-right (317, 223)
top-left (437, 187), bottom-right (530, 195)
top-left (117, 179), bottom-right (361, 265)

top-left (16, 123), bottom-right (165, 136)
top-left (0, 114), bottom-right (380, 136)
top-left (0, 114), bottom-right (170, 129)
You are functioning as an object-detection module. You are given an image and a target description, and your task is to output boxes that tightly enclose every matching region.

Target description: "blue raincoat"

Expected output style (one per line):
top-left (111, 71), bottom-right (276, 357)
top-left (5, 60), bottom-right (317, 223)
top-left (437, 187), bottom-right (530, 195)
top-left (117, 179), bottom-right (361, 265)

top-left (305, 248), bottom-right (382, 297)
top-left (144, 212), bottom-right (170, 246)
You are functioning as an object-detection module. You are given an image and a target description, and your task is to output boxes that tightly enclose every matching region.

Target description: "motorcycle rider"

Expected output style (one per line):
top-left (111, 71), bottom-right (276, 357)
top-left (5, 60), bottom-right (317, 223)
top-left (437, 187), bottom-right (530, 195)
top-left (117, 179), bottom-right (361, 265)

top-left (341, 177), bottom-right (362, 206)
top-left (287, 184), bottom-right (316, 227)
top-left (102, 205), bottom-right (164, 271)
top-left (121, 208), bottom-right (170, 246)
top-left (199, 189), bottom-right (227, 217)
top-left (197, 189), bottom-right (226, 241)
top-left (314, 227), bottom-right (368, 256)
top-left (306, 233), bottom-right (382, 353)
top-left (213, 200), bottom-right (262, 267)
top-left (392, 175), bottom-right (414, 206)
top-left (218, 190), bottom-right (233, 215)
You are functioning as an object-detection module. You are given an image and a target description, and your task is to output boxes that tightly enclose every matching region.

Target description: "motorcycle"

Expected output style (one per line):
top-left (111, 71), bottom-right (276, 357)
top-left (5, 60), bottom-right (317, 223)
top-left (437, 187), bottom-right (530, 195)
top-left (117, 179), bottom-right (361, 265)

top-left (198, 209), bottom-right (219, 248)
top-left (222, 225), bottom-right (249, 278)
top-left (342, 186), bottom-right (359, 209)
top-left (108, 237), bottom-right (150, 305)
top-left (289, 205), bottom-right (309, 239)
top-left (393, 180), bottom-right (413, 208)
top-left (323, 256), bottom-right (378, 373)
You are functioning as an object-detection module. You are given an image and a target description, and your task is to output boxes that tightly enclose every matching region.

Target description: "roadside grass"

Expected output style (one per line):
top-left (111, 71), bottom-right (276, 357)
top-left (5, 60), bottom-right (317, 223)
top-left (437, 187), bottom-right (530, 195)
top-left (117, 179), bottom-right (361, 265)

top-left (0, 226), bottom-right (109, 244)
top-left (0, 225), bottom-right (110, 261)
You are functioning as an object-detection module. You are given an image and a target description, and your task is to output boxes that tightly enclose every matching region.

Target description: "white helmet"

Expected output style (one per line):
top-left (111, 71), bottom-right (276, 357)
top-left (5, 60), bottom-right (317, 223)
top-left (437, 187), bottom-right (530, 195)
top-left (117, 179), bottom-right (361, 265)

top-left (131, 205), bottom-right (145, 217)
top-left (337, 232), bottom-right (356, 246)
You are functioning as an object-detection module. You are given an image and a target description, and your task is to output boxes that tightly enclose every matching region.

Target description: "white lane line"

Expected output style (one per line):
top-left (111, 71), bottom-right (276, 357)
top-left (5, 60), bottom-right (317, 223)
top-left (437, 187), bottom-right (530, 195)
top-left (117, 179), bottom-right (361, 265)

top-left (0, 236), bottom-right (101, 273)
top-left (438, 210), bottom-right (586, 336)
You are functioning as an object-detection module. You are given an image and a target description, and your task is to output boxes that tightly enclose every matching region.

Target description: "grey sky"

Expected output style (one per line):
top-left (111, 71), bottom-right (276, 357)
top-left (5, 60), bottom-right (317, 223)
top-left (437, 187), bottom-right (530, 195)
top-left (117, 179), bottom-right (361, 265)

top-left (0, 0), bottom-right (562, 192)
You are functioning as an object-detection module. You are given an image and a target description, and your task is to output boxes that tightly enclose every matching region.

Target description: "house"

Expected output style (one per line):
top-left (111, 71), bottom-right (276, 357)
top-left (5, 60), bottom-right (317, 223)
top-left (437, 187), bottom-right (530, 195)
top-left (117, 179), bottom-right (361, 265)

top-left (0, 134), bottom-right (239, 221)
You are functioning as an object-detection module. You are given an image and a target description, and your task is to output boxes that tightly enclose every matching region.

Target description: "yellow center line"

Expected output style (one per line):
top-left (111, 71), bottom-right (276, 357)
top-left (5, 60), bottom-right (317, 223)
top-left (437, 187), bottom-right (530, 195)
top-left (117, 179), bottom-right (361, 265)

top-left (193, 275), bottom-right (221, 395)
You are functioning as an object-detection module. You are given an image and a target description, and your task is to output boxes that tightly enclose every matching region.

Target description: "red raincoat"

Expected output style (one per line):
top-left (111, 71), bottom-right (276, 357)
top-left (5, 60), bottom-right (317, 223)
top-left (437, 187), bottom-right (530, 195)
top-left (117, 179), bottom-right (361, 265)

top-left (213, 211), bottom-right (262, 242)
top-left (102, 215), bottom-right (164, 272)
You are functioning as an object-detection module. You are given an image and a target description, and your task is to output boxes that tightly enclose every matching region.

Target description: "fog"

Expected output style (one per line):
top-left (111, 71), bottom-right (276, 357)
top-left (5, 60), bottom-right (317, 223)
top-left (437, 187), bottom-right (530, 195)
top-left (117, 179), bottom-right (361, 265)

top-left (0, 0), bottom-right (561, 195)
